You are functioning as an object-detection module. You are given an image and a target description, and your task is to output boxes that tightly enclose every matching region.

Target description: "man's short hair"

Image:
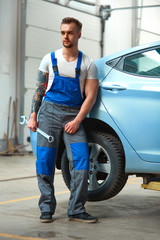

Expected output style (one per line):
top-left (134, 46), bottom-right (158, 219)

top-left (61, 17), bottom-right (82, 32)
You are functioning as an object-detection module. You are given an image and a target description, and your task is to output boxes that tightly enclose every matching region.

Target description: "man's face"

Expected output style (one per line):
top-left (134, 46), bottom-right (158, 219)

top-left (61, 23), bottom-right (81, 48)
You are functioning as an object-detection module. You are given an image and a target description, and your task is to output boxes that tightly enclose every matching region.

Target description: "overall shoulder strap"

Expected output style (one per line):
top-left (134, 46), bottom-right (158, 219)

top-left (75, 51), bottom-right (83, 78)
top-left (51, 51), bottom-right (59, 76)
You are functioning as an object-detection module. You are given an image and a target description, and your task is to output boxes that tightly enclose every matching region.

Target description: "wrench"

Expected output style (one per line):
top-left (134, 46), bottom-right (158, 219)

top-left (19, 116), bottom-right (54, 143)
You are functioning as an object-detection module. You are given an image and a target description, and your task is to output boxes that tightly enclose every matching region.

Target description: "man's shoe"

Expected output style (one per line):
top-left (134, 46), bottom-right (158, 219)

top-left (40, 212), bottom-right (53, 223)
top-left (68, 212), bottom-right (98, 223)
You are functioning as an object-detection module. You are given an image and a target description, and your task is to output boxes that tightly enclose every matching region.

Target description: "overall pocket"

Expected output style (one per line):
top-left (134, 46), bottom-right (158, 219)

top-left (52, 76), bottom-right (79, 92)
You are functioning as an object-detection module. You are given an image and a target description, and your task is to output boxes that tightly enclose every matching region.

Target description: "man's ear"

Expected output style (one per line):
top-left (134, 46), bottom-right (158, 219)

top-left (78, 32), bottom-right (81, 39)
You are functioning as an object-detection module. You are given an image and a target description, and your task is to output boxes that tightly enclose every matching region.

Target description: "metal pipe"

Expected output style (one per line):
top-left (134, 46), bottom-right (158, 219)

top-left (103, 4), bottom-right (160, 13)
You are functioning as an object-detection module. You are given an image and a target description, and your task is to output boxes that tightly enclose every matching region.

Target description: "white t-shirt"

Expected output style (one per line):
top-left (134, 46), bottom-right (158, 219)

top-left (39, 48), bottom-right (97, 97)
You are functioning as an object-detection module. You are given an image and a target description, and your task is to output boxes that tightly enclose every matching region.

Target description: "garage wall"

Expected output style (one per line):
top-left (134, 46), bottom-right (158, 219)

top-left (102, 0), bottom-right (160, 55)
top-left (103, 0), bottom-right (133, 56)
top-left (0, 0), bottom-right (18, 145)
top-left (23, 0), bottom-right (101, 148)
top-left (138, 0), bottom-right (160, 45)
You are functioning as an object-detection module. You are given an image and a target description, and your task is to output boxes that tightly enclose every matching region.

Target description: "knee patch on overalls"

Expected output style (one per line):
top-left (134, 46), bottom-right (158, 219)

top-left (70, 142), bottom-right (89, 170)
top-left (36, 146), bottom-right (56, 175)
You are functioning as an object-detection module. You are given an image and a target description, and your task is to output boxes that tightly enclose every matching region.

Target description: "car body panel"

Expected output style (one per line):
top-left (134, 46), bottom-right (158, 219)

top-left (93, 41), bottom-right (160, 172)
top-left (99, 69), bottom-right (160, 163)
top-left (90, 95), bottom-right (160, 174)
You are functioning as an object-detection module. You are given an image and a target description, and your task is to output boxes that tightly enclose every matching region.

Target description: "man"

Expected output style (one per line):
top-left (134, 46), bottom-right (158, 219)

top-left (28, 17), bottom-right (99, 223)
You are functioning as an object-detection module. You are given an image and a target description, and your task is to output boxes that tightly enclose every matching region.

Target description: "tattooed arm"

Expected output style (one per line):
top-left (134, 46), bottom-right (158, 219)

top-left (28, 71), bottom-right (48, 132)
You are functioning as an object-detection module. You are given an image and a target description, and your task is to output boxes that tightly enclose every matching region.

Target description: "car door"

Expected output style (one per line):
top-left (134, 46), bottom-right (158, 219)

top-left (100, 46), bottom-right (160, 163)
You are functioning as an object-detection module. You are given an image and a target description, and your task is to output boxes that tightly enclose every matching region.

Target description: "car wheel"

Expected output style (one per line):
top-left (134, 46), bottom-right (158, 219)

top-left (61, 131), bottom-right (128, 201)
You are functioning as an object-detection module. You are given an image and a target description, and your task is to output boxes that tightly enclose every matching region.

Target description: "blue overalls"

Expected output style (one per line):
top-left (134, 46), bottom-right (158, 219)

top-left (36, 51), bottom-right (90, 216)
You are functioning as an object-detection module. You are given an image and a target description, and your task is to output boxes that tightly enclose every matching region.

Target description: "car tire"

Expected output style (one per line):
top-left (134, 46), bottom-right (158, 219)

top-left (61, 131), bottom-right (128, 201)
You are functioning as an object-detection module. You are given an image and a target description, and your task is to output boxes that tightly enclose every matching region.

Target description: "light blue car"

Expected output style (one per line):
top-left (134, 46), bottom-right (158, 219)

top-left (31, 41), bottom-right (160, 201)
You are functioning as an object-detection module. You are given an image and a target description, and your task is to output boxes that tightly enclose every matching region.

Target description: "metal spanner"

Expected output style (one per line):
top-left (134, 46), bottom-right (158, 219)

top-left (19, 116), bottom-right (54, 143)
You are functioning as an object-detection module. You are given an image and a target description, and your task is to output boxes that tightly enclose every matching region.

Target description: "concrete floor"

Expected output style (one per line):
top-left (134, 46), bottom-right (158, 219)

top-left (0, 154), bottom-right (160, 240)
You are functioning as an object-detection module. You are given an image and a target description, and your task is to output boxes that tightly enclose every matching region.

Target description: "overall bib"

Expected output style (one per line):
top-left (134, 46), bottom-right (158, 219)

top-left (36, 51), bottom-right (90, 216)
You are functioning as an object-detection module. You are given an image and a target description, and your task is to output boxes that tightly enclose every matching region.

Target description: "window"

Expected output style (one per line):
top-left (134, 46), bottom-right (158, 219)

top-left (123, 48), bottom-right (160, 77)
top-left (106, 57), bottom-right (121, 68)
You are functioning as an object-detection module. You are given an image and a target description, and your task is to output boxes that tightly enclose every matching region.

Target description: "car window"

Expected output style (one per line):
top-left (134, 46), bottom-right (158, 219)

top-left (106, 57), bottom-right (121, 68)
top-left (123, 48), bottom-right (160, 77)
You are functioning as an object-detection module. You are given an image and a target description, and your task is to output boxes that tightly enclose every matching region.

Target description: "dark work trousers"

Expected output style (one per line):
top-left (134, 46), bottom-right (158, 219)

top-left (36, 100), bottom-right (90, 216)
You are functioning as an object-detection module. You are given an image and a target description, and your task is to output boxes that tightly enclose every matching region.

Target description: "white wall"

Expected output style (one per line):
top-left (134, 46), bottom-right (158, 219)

top-left (102, 0), bottom-right (160, 55)
top-left (139, 0), bottom-right (160, 44)
top-left (0, 0), bottom-right (17, 142)
top-left (103, 0), bottom-right (133, 56)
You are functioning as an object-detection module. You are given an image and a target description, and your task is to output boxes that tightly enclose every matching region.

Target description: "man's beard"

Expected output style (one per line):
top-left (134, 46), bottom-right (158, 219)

top-left (63, 42), bottom-right (73, 48)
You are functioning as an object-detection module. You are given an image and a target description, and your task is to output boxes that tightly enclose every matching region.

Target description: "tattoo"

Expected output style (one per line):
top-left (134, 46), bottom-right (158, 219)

top-left (31, 71), bottom-right (48, 113)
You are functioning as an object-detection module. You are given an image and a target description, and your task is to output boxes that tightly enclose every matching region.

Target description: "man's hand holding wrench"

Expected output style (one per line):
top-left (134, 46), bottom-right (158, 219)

top-left (20, 116), bottom-right (54, 143)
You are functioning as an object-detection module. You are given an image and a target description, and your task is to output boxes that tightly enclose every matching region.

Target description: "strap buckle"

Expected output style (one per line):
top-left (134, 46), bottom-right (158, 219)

top-left (52, 66), bottom-right (58, 73)
top-left (76, 68), bottom-right (81, 75)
